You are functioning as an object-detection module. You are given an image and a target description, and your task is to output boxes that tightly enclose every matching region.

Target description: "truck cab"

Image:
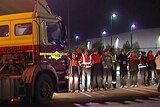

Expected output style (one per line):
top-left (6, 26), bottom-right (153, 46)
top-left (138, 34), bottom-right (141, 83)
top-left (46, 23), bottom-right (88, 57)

top-left (0, 0), bottom-right (68, 105)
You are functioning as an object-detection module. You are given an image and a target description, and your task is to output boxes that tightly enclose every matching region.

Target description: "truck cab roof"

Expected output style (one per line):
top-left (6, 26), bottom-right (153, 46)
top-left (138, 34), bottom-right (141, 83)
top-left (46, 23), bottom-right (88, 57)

top-left (0, 0), bottom-right (53, 16)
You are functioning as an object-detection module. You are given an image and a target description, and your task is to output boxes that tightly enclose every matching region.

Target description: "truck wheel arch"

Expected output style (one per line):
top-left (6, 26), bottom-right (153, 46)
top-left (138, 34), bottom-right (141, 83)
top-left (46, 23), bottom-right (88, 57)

top-left (22, 62), bottom-right (59, 97)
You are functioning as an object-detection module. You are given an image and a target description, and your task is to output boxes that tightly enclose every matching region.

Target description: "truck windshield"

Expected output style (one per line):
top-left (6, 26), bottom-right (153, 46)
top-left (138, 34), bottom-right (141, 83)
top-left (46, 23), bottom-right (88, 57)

top-left (15, 23), bottom-right (32, 36)
top-left (0, 25), bottom-right (9, 37)
top-left (46, 22), bottom-right (61, 44)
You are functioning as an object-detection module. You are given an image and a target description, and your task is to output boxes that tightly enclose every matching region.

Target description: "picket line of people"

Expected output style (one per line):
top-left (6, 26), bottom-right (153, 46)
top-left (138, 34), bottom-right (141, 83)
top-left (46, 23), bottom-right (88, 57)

top-left (67, 48), bottom-right (160, 92)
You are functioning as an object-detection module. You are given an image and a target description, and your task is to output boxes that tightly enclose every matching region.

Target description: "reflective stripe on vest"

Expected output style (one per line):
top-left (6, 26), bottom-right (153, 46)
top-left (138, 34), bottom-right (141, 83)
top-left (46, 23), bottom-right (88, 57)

top-left (82, 54), bottom-right (91, 68)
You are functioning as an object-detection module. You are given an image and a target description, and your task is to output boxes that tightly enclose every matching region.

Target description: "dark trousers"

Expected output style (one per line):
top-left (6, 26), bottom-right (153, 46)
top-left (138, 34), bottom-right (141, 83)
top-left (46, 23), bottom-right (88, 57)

top-left (140, 67), bottom-right (148, 85)
top-left (78, 66), bottom-right (82, 89)
top-left (103, 67), bottom-right (112, 88)
top-left (112, 63), bottom-right (117, 88)
top-left (92, 63), bottom-right (102, 89)
top-left (120, 65), bottom-right (128, 86)
top-left (157, 70), bottom-right (160, 92)
top-left (130, 71), bottom-right (138, 85)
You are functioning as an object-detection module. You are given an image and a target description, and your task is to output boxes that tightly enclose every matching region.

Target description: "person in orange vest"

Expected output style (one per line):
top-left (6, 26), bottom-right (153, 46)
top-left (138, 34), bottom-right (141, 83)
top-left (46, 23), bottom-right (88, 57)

top-left (147, 50), bottom-right (156, 85)
top-left (91, 48), bottom-right (103, 91)
top-left (79, 49), bottom-right (92, 92)
top-left (68, 52), bottom-right (79, 92)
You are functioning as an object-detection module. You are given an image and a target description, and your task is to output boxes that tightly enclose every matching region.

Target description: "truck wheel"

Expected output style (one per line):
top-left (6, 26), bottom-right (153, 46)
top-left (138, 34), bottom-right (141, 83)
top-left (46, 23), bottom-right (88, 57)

top-left (35, 74), bottom-right (54, 105)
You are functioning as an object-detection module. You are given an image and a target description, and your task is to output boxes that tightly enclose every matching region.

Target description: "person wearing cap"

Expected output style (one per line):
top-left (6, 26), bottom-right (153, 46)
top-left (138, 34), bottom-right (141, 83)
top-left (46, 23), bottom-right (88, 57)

top-left (117, 49), bottom-right (128, 88)
top-left (128, 50), bottom-right (139, 88)
top-left (139, 51), bottom-right (148, 86)
top-left (109, 48), bottom-right (117, 88)
top-left (155, 51), bottom-right (160, 92)
top-left (102, 49), bottom-right (113, 89)
top-left (79, 49), bottom-right (92, 92)
top-left (91, 48), bottom-right (103, 91)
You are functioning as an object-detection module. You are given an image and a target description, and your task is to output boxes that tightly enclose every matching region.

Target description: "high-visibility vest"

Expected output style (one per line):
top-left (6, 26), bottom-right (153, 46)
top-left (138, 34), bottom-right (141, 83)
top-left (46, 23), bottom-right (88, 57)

top-left (81, 54), bottom-right (92, 68)
top-left (71, 59), bottom-right (78, 67)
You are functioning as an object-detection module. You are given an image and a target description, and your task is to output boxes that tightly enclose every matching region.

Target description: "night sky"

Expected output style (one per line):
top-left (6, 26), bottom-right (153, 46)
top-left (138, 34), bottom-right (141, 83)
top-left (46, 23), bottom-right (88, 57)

top-left (47, 0), bottom-right (160, 42)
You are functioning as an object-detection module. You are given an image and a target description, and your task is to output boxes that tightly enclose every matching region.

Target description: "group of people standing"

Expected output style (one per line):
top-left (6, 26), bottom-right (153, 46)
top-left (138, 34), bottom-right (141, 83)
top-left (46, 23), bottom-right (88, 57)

top-left (67, 47), bottom-right (160, 92)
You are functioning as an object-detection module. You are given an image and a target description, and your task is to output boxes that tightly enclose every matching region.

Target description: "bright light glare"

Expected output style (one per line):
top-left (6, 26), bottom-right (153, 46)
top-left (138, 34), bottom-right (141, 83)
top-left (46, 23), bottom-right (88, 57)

top-left (102, 31), bottom-right (107, 35)
top-left (131, 24), bottom-right (136, 28)
top-left (87, 41), bottom-right (90, 49)
top-left (115, 38), bottom-right (119, 49)
top-left (75, 35), bottom-right (79, 39)
top-left (112, 13), bottom-right (117, 18)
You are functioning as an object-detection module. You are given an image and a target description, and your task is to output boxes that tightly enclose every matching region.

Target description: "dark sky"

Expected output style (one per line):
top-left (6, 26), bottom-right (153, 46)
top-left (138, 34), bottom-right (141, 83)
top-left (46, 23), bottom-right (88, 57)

top-left (47, 0), bottom-right (160, 42)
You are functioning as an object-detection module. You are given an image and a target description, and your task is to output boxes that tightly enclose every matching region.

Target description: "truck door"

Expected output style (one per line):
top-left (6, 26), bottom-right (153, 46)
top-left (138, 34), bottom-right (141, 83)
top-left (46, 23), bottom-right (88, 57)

top-left (40, 20), bottom-right (69, 91)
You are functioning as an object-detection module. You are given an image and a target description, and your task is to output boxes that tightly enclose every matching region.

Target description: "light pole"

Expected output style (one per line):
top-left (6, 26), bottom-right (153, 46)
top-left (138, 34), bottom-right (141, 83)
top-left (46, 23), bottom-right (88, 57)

top-left (130, 24), bottom-right (136, 49)
top-left (102, 31), bottom-right (107, 48)
top-left (67, 0), bottom-right (71, 49)
top-left (111, 13), bottom-right (117, 46)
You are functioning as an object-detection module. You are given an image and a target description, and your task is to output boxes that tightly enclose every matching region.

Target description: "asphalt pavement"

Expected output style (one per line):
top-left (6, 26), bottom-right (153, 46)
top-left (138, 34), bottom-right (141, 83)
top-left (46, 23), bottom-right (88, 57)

top-left (1, 85), bottom-right (160, 107)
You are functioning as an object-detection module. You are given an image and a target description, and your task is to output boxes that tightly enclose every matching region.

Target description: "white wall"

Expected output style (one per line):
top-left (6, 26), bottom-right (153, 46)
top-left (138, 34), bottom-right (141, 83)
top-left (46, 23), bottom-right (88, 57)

top-left (88, 28), bottom-right (160, 52)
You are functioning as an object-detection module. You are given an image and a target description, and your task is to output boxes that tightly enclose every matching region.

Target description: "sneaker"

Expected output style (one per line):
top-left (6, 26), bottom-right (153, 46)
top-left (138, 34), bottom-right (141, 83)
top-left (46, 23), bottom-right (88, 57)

top-left (153, 83), bottom-right (157, 86)
top-left (75, 90), bottom-right (79, 93)
top-left (81, 89), bottom-right (85, 92)
top-left (104, 87), bottom-right (108, 90)
top-left (87, 89), bottom-right (92, 92)
top-left (135, 85), bottom-right (138, 88)
top-left (130, 85), bottom-right (134, 88)
top-left (100, 88), bottom-right (104, 91)
top-left (124, 85), bottom-right (128, 88)
top-left (120, 85), bottom-right (124, 88)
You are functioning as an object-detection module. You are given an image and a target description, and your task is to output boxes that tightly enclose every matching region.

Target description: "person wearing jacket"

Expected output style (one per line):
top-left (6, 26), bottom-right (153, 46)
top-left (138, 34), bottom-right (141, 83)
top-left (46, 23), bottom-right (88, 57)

top-left (109, 48), bottom-right (117, 88)
top-left (117, 49), bottom-right (128, 88)
top-left (68, 52), bottom-right (79, 92)
top-left (139, 51), bottom-right (148, 86)
top-left (79, 49), bottom-right (92, 92)
top-left (147, 50), bottom-right (156, 85)
top-left (102, 49), bottom-right (113, 89)
top-left (155, 51), bottom-right (160, 92)
top-left (128, 50), bottom-right (139, 87)
top-left (76, 48), bottom-right (82, 90)
top-left (91, 49), bottom-right (103, 91)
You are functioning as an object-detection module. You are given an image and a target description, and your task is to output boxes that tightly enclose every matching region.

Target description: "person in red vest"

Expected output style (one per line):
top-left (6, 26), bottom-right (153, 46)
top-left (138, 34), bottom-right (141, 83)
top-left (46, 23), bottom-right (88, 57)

top-left (91, 49), bottom-right (103, 91)
top-left (147, 50), bottom-right (156, 85)
top-left (68, 52), bottom-right (79, 92)
top-left (79, 49), bottom-right (92, 92)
